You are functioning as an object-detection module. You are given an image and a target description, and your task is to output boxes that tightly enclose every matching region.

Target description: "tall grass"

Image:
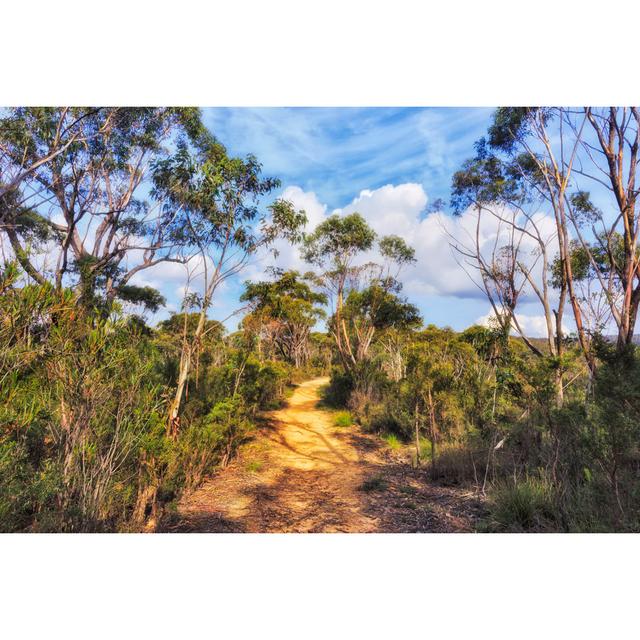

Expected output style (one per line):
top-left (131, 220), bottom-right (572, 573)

top-left (333, 411), bottom-right (353, 427)
top-left (488, 477), bottom-right (559, 532)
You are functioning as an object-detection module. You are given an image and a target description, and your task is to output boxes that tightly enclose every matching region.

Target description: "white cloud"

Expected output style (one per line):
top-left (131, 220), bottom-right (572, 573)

top-left (257, 184), bottom-right (565, 336)
top-left (325, 182), bottom-right (557, 302)
top-left (474, 311), bottom-right (572, 338)
top-left (137, 181), bottom-right (558, 313)
top-left (282, 185), bottom-right (327, 230)
top-left (337, 183), bottom-right (427, 238)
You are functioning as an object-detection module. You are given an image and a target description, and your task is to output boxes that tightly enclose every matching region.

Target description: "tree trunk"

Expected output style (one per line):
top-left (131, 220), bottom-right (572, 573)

top-left (428, 388), bottom-right (438, 479)
top-left (167, 303), bottom-right (209, 436)
top-left (414, 404), bottom-right (421, 467)
top-left (554, 367), bottom-right (564, 409)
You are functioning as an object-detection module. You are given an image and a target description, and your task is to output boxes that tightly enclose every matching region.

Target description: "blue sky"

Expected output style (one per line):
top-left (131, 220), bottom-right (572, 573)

top-left (140, 107), bottom-right (571, 336)
top-left (191, 107), bottom-right (514, 332)
top-left (204, 107), bottom-right (493, 210)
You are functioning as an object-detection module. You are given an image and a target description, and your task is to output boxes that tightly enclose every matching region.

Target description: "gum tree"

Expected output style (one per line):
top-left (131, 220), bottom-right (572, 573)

top-left (152, 142), bottom-right (307, 434)
top-left (302, 214), bottom-right (419, 382)
top-left (240, 269), bottom-right (327, 368)
top-left (465, 107), bottom-right (640, 370)
top-left (0, 107), bottom-right (207, 311)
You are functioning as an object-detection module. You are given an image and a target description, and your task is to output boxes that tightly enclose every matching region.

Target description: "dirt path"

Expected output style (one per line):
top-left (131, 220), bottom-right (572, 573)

top-left (171, 377), bottom-right (485, 533)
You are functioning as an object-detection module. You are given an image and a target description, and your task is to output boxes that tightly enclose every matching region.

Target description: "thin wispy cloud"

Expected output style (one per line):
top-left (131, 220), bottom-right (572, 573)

top-left (204, 107), bottom-right (493, 206)
top-left (144, 107), bottom-right (518, 331)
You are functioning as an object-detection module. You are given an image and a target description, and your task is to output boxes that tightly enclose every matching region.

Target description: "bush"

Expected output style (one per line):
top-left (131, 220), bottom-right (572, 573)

top-left (333, 411), bottom-right (353, 427)
top-left (363, 400), bottom-right (409, 435)
top-left (430, 442), bottom-right (485, 485)
top-left (0, 276), bottom-right (168, 531)
top-left (489, 477), bottom-right (559, 532)
top-left (320, 368), bottom-right (354, 408)
top-left (165, 399), bottom-right (253, 495)
top-left (381, 433), bottom-right (402, 450)
top-left (0, 440), bottom-right (38, 532)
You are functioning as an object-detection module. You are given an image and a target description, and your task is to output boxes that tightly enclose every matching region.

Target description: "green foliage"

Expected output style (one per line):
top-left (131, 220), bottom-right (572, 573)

top-left (381, 433), bottom-right (402, 450)
top-left (451, 148), bottom-right (520, 213)
top-left (489, 477), bottom-right (559, 532)
top-left (0, 107), bottom-right (209, 310)
top-left (333, 411), bottom-right (353, 427)
top-left (0, 260), bottom-right (298, 531)
top-left (487, 107), bottom-right (550, 153)
top-left (378, 234), bottom-right (416, 265)
top-left (320, 368), bottom-right (355, 408)
top-left (569, 191), bottom-right (602, 225)
top-left (3, 106), bottom-right (640, 535)
top-left (151, 139), bottom-right (305, 257)
top-left (0, 440), bottom-right (43, 532)
top-left (241, 270), bottom-right (327, 367)
top-left (242, 269), bottom-right (327, 313)
top-left (116, 284), bottom-right (166, 312)
top-left (167, 399), bottom-right (254, 494)
top-left (342, 285), bottom-right (421, 331)
top-left (0, 268), bottom-right (167, 530)
top-left (302, 212), bottom-right (376, 268)
top-left (327, 313), bottom-right (640, 530)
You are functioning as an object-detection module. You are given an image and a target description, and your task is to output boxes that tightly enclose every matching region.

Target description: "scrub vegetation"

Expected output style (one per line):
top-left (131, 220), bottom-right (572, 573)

top-left (1, 107), bottom-right (639, 532)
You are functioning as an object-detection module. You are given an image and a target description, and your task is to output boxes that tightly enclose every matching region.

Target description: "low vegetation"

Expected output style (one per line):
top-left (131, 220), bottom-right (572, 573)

top-left (333, 411), bottom-right (353, 427)
top-left (1, 106), bottom-right (639, 532)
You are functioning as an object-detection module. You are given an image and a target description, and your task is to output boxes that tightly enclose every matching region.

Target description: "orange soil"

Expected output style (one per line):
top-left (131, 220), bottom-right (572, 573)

top-left (171, 377), bottom-right (485, 533)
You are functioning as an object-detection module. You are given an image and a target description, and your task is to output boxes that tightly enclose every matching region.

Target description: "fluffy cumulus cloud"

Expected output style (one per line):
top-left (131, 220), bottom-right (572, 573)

top-left (474, 311), bottom-right (572, 338)
top-left (116, 180), bottom-right (562, 332)
top-left (337, 184), bottom-right (478, 297)
top-left (337, 183), bottom-right (427, 237)
top-left (282, 185), bottom-right (328, 229)
top-left (272, 182), bottom-right (558, 302)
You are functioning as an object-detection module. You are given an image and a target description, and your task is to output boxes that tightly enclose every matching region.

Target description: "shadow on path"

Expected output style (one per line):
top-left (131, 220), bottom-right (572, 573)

top-left (169, 377), bottom-right (486, 533)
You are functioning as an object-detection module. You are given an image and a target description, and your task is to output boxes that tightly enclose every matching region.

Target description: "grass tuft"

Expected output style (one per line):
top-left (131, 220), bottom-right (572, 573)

top-left (245, 460), bottom-right (263, 474)
top-left (381, 433), bottom-right (402, 450)
top-left (489, 477), bottom-right (558, 531)
top-left (333, 411), bottom-right (353, 428)
top-left (358, 474), bottom-right (387, 492)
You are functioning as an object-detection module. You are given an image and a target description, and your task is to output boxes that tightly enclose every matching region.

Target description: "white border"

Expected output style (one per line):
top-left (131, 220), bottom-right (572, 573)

top-left (1, 1), bottom-right (639, 636)
top-left (2, 0), bottom-right (638, 105)
top-left (1, 533), bottom-right (638, 638)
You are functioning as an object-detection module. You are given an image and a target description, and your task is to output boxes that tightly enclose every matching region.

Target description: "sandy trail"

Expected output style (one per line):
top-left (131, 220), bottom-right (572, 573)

top-left (173, 377), bottom-right (484, 533)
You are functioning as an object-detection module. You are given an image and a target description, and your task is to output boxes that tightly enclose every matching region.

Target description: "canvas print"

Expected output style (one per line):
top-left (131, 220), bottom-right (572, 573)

top-left (1, 106), bottom-right (639, 533)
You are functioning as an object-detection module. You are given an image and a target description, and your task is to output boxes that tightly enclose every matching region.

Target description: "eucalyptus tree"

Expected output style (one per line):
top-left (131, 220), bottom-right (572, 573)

top-left (302, 212), bottom-right (375, 361)
top-left (404, 328), bottom-right (489, 473)
top-left (452, 138), bottom-right (563, 361)
top-left (240, 269), bottom-right (327, 368)
top-left (580, 108), bottom-right (640, 350)
top-left (0, 107), bottom-right (207, 310)
top-left (302, 213), bottom-right (419, 380)
top-left (339, 282), bottom-right (421, 370)
top-left (152, 142), bottom-right (307, 434)
top-left (0, 108), bottom-right (101, 200)
top-left (460, 108), bottom-right (640, 371)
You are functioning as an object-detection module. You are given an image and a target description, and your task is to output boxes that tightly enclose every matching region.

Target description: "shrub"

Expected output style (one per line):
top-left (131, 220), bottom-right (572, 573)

top-left (430, 442), bottom-right (483, 485)
top-left (489, 477), bottom-right (559, 532)
top-left (381, 433), bottom-right (402, 450)
top-left (0, 276), bottom-right (167, 531)
top-left (320, 368), bottom-right (354, 408)
top-left (0, 440), bottom-right (37, 532)
top-left (333, 411), bottom-right (353, 427)
top-left (166, 399), bottom-right (254, 495)
top-left (363, 400), bottom-right (409, 435)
